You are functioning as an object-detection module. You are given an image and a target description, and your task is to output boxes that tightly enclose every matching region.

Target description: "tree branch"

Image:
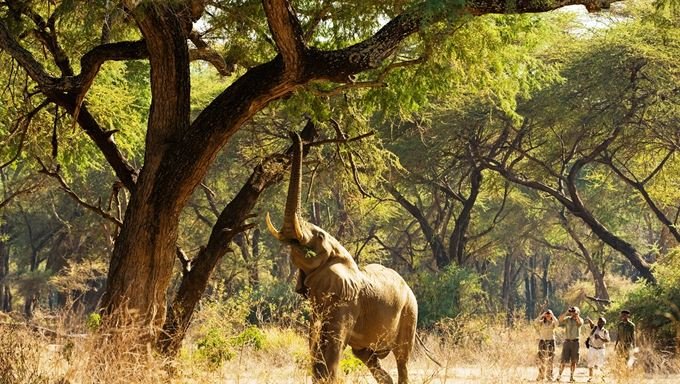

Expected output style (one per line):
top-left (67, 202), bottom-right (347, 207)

top-left (466, 0), bottom-right (612, 14)
top-left (189, 47), bottom-right (234, 76)
top-left (0, 99), bottom-right (50, 171)
top-left (0, 21), bottom-right (57, 88)
top-left (263, 0), bottom-right (306, 74)
top-left (37, 159), bottom-right (123, 228)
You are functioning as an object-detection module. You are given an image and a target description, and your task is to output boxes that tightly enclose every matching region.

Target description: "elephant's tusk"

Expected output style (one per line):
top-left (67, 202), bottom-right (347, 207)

top-left (293, 213), bottom-right (304, 241)
top-left (265, 212), bottom-right (285, 241)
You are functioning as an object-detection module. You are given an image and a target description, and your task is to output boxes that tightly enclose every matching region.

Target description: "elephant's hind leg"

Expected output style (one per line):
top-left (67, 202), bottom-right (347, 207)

top-left (393, 308), bottom-right (416, 384)
top-left (393, 350), bottom-right (410, 384)
top-left (393, 336), bottom-right (412, 384)
top-left (352, 348), bottom-right (394, 384)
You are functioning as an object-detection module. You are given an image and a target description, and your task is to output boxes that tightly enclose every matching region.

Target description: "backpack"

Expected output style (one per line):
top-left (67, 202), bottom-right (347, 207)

top-left (585, 326), bottom-right (597, 349)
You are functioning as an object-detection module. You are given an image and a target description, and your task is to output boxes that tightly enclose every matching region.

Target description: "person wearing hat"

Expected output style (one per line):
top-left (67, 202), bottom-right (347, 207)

top-left (615, 310), bottom-right (636, 361)
top-left (535, 309), bottom-right (559, 381)
top-left (557, 306), bottom-right (583, 382)
top-left (585, 316), bottom-right (610, 381)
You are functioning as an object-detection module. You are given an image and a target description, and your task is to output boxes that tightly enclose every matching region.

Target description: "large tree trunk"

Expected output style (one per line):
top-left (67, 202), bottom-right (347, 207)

top-left (46, 232), bottom-right (69, 310)
top-left (524, 254), bottom-right (537, 318)
top-left (541, 253), bottom-right (552, 305)
top-left (100, 3), bottom-right (192, 333)
top-left (501, 251), bottom-right (514, 323)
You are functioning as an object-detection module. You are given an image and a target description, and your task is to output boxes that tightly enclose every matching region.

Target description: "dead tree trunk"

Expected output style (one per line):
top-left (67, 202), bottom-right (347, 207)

top-left (0, 220), bottom-right (11, 312)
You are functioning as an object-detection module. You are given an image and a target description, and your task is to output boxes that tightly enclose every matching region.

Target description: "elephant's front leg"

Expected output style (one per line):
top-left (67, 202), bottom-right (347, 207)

top-left (311, 301), bottom-right (355, 383)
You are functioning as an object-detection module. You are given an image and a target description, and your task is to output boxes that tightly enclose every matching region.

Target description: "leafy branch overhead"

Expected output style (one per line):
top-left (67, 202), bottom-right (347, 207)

top-left (0, 0), bottom-right (618, 196)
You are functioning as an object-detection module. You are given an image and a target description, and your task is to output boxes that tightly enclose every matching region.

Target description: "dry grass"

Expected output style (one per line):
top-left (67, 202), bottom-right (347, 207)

top-left (1, 313), bottom-right (678, 384)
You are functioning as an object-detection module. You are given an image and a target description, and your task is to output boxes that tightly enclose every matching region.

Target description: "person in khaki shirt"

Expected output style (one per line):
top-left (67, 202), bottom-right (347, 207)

top-left (557, 306), bottom-right (583, 382)
top-left (534, 309), bottom-right (559, 381)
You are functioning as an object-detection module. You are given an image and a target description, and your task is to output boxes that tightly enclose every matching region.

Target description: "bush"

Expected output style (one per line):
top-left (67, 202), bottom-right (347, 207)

top-left (194, 325), bottom-right (274, 370)
top-left (248, 280), bottom-right (308, 326)
top-left (232, 325), bottom-right (266, 350)
top-left (195, 328), bottom-right (236, 370)
top-left (340, 347), bottom-right (365, 375)
top-left (611, 247), bottom-right (680, 351)
top-left (412, 265), bottom-right (485, 327)
top-left (86, 312), bottom-right (102, 331)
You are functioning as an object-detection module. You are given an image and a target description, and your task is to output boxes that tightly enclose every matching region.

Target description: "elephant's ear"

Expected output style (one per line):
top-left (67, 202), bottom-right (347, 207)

top-left (304, 259), bottom-right (363, 301)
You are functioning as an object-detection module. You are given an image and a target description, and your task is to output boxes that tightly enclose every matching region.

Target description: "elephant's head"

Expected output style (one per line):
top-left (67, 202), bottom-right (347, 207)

top-left (266, 132), bottom-right (362, 300)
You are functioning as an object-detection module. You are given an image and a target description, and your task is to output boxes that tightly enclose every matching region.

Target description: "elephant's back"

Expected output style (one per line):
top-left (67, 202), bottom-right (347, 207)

top-left (361, 263), bottom-right (416, 307)
top-left (349, 264), bottom-right (417, 350)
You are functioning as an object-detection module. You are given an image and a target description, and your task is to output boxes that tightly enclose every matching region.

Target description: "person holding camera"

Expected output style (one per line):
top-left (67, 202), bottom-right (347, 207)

top-left (535, 309), bottom-right (559, 381)
top-left (585, 316), bottom-right (610, 382)
top-left (557, 306), bottom-right (583, 382)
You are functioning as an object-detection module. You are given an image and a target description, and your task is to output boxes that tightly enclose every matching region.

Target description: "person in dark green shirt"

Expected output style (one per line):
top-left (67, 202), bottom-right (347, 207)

top-left (615, 309), bottom-right (636, 360)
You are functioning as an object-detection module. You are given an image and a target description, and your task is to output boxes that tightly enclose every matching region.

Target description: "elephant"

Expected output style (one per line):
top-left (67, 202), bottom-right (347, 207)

top-left (266, 132), bottom-right (418, 384)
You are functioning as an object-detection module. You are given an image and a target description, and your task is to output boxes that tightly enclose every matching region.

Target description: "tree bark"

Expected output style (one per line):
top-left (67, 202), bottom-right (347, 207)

top-left (387, 184), bottom-right (450, 268)
top-left (541, 253), bottom-right (551, 304)
top-left (449, 168), bottom-right (482, 266)
top-left (501, 251), bottom-right (520, 325)
top-left (0, 219), bottom-right (11, 312)
top-left (100, 3), bottom-right (192, 334)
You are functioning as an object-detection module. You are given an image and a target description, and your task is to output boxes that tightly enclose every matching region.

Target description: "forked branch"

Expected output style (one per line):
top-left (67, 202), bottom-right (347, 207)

top-left (37, 158), bottom-right (123, 227)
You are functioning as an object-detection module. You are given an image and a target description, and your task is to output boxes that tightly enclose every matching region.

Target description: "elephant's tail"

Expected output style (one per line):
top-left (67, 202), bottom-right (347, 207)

top-left (416, 332), bottom-right (442, 367)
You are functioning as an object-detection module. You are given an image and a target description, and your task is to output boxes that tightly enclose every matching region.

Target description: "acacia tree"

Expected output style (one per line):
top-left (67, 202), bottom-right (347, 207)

top-left (0, 0), bottom-right (613, 351)
top-left (471, 22), bottom-right (680, 283)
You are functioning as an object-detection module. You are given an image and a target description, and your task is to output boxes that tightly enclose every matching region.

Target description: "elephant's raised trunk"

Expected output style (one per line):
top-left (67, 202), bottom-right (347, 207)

top-left (280, 132), bottom-right (304, 241)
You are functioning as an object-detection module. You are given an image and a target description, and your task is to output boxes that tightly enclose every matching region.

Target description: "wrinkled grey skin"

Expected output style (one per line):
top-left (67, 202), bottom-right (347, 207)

top-left (267, 133), bottom-right (417, 384)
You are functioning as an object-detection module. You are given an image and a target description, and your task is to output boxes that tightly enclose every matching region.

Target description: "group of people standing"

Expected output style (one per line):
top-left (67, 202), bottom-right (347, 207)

top-left (534, 307), bottom-right (637, 382)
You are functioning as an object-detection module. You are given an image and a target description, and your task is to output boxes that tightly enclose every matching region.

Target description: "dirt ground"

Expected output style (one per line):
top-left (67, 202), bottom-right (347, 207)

top-left (203, 364), bottom-right (680, 384)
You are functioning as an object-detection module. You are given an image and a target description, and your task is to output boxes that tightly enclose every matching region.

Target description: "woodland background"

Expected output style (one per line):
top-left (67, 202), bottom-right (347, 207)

top-left (0, 0), bottom-right (679, 381)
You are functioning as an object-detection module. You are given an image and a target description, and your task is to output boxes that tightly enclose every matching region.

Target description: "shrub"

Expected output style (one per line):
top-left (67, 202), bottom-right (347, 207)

top-left (340, 347), bottom-right (365, 375)
top-left (195, 328), bottom-right (236, 370)
top-left (86, 312), bottom-right (102, 331)
top-left (412, 265), bottom-right (485, 327)
top-left (610, 247), bottom-right (680, 351)
top-left (232, 325), bottom-right (266, 350)
top-left (248, 280), bottom-right (308, 326)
